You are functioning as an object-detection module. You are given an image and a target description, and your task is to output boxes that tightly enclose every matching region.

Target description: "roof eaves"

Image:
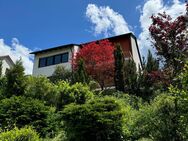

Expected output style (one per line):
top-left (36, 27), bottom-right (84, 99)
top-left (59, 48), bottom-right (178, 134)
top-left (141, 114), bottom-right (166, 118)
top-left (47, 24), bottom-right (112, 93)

top-left (80, 32), bottom-right (133, 45)
top-left (0, 55), bottom-right (15, 65)
top-left (30, 44), bottom-right (80, 54)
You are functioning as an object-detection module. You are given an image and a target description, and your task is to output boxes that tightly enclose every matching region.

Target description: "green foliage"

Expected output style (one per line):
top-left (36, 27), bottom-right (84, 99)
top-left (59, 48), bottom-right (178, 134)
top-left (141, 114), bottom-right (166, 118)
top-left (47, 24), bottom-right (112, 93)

top-left (167, 62), bottom-right (188, 139)
top-left (0, 77), bottom-right (6, 100)
top-left (114, 44), bottom-right (125, 92)
top-left (73, 59), bottom-right (90, 84)
top-left (124, 59), bottom-right (138, 95)
top-left (50, 66), bottom-right (72, 83)
top-left (5, 59), bottom-right (26, 97)
top-left (132, 94), bottom-right (185, 140)
top-left (88, 80), bottom-right (100, 90)
top-left (0, 126), bottom-right (41, 141)
top-left (0, 96), bottom-right (52, 136)
top-left (56, 81), bottom-right (94, 110)
top-left (131, 62), bottom-right (188, 140)
top-left (42, 107), bottom-right (61, 138)
top-left (25, 76), bottom-right (57, 106)
top-left (135, 51), bottom-right (160, 101)
top-left (0, 60), bottom-right (2, 77)
top-left (61, 96), bottom-right (127, 141)
top-left (145, 50), bottom-right (159, 73)
top-left (43, 131), bottom-right (67, 141)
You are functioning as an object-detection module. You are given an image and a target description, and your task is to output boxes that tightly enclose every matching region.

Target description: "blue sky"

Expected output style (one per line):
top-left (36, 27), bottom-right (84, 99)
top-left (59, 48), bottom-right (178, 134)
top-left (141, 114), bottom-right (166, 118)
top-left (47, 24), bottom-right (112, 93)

top-left (0, 0), bottom-right (143, 48)
top-left (0, 0), bottom-right (186, 73)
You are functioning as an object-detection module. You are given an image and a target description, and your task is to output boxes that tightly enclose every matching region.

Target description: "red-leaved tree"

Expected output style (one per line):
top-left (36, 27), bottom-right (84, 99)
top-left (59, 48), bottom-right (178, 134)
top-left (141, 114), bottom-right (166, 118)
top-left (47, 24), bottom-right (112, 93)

top-left (149, 5), bottom-right (188, 75)
top-left (73, 39), bottom-right (115, 89)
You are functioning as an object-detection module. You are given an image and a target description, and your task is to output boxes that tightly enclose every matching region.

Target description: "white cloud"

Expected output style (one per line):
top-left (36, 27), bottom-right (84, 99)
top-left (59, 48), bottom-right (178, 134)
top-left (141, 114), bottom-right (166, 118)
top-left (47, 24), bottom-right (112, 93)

top-left (86, 4), bottom-right (130, 37)
top-left (0, 38), bottom-right (33, 74)
top-left (138, 0), bottom-right (186, 57)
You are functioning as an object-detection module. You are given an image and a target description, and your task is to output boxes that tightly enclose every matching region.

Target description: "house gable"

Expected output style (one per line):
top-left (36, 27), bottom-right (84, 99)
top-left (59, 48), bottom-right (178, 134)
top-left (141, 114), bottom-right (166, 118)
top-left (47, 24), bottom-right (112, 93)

top-left (0, 55), bottom-right (14, 75)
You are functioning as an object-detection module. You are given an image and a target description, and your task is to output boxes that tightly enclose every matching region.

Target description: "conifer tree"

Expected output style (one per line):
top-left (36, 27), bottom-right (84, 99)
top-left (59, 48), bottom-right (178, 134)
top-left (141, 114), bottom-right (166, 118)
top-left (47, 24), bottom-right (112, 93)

top-left (74, 59), bottom-right (89, 84)
top-left (146, 50), bottom-right (159, 73)
top-left (124, 59), bottom-right (138, 95)
top-left (114, 44), bottom-right (125, 92)
top-left (5, 59), bottom-right (26, 97)
top-left (137, 50), bottom-right (160, 100)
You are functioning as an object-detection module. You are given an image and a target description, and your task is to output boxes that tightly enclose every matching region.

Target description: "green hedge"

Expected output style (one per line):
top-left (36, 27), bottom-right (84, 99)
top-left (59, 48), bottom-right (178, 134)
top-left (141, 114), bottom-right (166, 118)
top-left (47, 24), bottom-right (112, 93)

top-left (0, 126), bottom-right (40, 141)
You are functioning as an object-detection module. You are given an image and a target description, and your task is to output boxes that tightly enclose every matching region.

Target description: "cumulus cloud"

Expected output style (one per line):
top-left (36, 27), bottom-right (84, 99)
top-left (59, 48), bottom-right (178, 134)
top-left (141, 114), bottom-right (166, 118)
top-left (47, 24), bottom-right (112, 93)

top-left (86, 4), bottom-right (131, 37)
top-left (0, 38), bottom-right (33, 74)
top-left (138, 0), bottom-right (186, 57)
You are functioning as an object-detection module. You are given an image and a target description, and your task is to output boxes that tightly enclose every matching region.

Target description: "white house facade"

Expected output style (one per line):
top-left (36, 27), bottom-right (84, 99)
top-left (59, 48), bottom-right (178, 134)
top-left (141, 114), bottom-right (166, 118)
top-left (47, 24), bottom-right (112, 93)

top-left (0, 55), bottom-right (14, 75)
top-left (31, 44), bottom-right (80, 76)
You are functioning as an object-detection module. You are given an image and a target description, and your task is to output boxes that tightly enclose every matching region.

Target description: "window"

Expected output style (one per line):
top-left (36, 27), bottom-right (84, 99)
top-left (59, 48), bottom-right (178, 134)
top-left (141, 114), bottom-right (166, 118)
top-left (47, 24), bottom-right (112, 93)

top-left (39, 58), bottom-right (46, 67)
top-left (46, 56), bottom-right (53, 66)
top-left (62, 52), bottom-right (69, 63)
top-left (38, 52), bottom-right (69, 68)
top-left (54, 55), bottom-right (61, 64)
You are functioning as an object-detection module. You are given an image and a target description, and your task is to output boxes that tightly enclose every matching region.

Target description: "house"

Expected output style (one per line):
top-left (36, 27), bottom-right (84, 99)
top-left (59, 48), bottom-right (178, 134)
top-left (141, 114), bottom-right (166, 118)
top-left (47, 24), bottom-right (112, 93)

top-left (0, 55), bottom-right (14, 75)
top-left (31, 33), bottom-right (142, 77)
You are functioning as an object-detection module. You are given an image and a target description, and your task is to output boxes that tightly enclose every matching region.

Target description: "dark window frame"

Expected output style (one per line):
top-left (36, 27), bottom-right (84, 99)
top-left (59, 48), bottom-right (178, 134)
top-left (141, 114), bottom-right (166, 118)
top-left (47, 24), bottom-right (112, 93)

top-left (62, 52), bottom-right (69, 63)
top-left (46, 56), bottom-right (54, 66)
top-left (54, 54), bottom-right (62, 64)
top-left (38, 52), bottom-right (69, 68)
top-left (39, 57), bottom-right (47, 68)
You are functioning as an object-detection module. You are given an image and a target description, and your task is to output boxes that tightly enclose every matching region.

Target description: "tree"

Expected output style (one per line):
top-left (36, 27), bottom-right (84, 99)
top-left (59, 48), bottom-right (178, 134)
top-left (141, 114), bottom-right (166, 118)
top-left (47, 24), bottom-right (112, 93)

top-left (149, 8), bottom-right (188, 76)
top-left (145, 50), bottom-right (159, 73)
top-left (5, 59), bottom-right (26, 97)
top-left (114, 44), bottom-right (125, 92)
top-left (0, 60), bottom-right (6, 99)
top-left (73, 59), bottom-right (90, 84)
top-left (135, 50), bottom-right (162, 100)
top-left (49, 66), bottom-right (72, 83)
top-left (168, 61), bottom-right (188, 140)
top-left (124, 59), bottom-right (138, 95)
top-left (0, 60), bottom-right (2, 77)
top-left (73, 39), bottom-right (115, 90)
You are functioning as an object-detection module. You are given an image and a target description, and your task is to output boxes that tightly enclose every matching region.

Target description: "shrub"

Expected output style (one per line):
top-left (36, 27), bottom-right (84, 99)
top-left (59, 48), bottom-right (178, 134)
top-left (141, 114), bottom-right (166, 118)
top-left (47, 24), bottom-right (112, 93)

top-left (56, 82), bottom-right (94, 110)
top-left (0, 96), bottom-right (52, 136)
top-left (61, 96), bottom-right (128, 141)
top-left (25, 76), bottom-right (57, 106)
top-left (0, 126), bottom-right (40, 141)
top-left (132, 94), bottom-right (184, 140)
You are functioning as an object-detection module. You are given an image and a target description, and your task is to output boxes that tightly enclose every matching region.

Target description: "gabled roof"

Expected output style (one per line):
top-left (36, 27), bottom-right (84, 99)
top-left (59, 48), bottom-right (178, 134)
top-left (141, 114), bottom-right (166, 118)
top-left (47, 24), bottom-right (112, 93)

top-left (30, 44), bottom-right (80, 54)
top-left (0, 55), bottom-right (14, 65)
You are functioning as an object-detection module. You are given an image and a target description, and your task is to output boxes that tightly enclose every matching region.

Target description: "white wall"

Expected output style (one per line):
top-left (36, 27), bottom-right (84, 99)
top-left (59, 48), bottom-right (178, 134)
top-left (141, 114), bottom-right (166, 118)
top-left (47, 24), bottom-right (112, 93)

top-left (130, 36), bottom-right (142, 70)
top-left (1, 58), bottom-right (13, 75)
top-left (32, 45), bottom-right (80, 77)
